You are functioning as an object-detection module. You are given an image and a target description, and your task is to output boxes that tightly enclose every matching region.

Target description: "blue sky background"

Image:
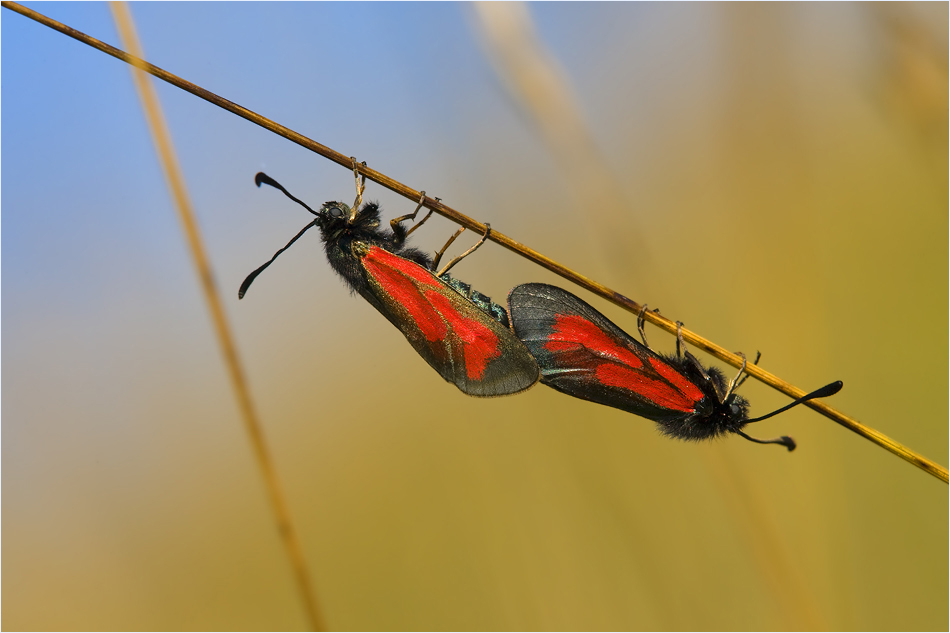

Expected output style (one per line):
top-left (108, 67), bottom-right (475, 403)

top-left (3, 3), bottom-right (947, 630)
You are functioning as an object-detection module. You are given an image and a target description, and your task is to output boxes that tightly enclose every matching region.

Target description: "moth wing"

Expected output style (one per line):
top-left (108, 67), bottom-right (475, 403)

top-left (507, 283), bottom-right (705, 420)
top-left (360, 247), bottom-right (539, 397)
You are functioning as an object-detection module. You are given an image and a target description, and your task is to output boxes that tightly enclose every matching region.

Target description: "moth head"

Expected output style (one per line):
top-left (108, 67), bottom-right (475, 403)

top-left (320, 201), bottom-right (350, 225)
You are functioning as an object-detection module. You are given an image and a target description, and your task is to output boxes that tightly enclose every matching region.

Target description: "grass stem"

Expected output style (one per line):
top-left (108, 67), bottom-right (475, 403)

top-left (107, 3), bottom-right (324, 630)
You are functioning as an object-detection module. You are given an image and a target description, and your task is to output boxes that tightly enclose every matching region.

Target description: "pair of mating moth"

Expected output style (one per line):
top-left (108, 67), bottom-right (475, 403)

top-left (241, 173), bottom-right (841, 450)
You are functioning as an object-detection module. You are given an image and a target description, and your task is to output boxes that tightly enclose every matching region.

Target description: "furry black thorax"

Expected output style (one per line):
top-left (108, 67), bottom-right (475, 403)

top-left (656, 352), bottom-right (751, 441)
top-left (316, 200), bottom-right (432, 296)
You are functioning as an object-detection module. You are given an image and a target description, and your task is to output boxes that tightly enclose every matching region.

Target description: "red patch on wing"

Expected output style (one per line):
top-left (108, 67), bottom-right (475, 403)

top-left (423, 290), bottom-right (499, 380)
top-left (544, 314), bottom-right (701, 412)
top-left (362, 247), bottom-right (501, 380)
top-left (542, 315), bottom-right (644, 369)
top-left (648, 357), bottom-right (705, 403)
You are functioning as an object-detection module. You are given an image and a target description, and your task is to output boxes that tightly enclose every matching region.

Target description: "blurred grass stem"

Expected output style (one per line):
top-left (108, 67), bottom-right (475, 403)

top-left (3, 0), bottom-right (945, 484)
top-left (107, 3), bottom-right (324, 630)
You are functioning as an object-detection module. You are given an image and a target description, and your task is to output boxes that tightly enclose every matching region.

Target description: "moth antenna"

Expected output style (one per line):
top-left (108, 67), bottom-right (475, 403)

top-left (239, 220), bottom-right (318, 299)
top-left (255, 172), bottom-right (318, 216)
top-left (735, 430), bottom-right (797, 451)
top-left (745, 380), bottom-right (844, 424)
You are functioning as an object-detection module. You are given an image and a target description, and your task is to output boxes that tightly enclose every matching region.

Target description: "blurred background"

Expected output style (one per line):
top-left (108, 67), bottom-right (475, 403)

top-left (3, 2), bottom-right (947, 630)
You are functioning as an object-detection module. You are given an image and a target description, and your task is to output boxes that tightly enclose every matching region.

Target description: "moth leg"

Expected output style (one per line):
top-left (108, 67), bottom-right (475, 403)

top-left (675, 321), bottom-right (687, 360)
top-left (724, 352), bottom-right (749, 401)
top-left (391, 191), bottom-right (435, 244)
top-left (637, 305), bottom-right (651, 347)
top-left (436, 223), bottom-right (492, 278)
top-left (405, 198), bottom-right (437, 240)
top-left (733, 351), bottom-right (761, 391)
top-left (677, 321), bottom-right (722, 398)
top-left (636, 305), bottom-right (662, 347)
top-left (431, 227), bottom-right (465, 273)
top-left (350, 157), bottom-right (367, 221)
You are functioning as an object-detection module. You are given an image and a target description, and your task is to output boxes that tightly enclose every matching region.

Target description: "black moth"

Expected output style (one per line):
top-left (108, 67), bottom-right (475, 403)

top-left (240, 172), bottom-right (539, 397)
top-left (507, 283), bottom-right (842, 450)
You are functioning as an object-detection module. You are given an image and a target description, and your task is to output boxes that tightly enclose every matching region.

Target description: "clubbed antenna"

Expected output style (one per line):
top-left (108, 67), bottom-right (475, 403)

top-left (238, 220), bottom-right (317, 299)
top-left (240, 173), bottom-right (320, 299)
top-left (735, 380), bottom-right (843, 451)
top-left (255, 172), bottom-right (319, 216)
top-left (736, 430), bottom-right (797, 452)
top-left (746, 381), bottom-right (843, 424)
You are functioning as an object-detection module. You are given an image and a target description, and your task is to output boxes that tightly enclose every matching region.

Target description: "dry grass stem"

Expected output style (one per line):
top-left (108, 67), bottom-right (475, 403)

top-left (107, 3), bottom-right (324, 630)
top-left (4, 0), bottom-right (945, 486)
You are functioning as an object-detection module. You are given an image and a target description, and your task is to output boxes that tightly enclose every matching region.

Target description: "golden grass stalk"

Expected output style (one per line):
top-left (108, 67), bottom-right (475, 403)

top-left (105, 3), bottom-right (324, 630)
top-left (3, 0), bottom-right (943, 488)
